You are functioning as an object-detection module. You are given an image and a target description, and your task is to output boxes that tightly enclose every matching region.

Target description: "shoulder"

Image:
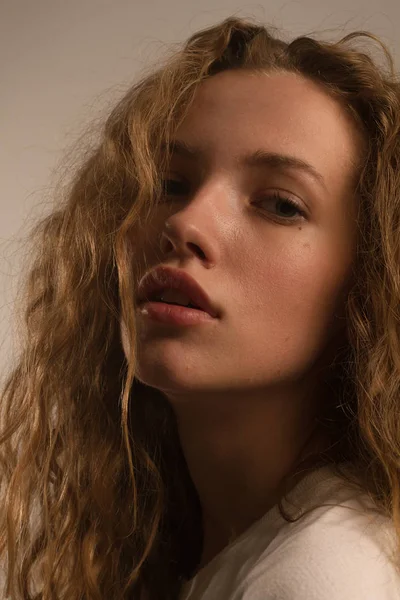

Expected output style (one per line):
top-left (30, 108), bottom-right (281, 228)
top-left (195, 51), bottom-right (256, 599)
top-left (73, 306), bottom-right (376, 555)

top-left (243, 499), bottom-right (400, 600)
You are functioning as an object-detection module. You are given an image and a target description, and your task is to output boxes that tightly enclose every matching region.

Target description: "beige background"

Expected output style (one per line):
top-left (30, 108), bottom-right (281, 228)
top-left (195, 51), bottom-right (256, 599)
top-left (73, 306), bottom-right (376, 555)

top-left (1, 0), bottom-right (399, 378)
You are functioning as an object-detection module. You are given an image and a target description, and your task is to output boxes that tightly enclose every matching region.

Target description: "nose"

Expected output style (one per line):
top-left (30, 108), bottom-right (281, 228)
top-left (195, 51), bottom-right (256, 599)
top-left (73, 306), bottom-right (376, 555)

top-left (160, 219), bottom-right (214, 265)
top-left (158, 178), bottom-right (231, 266)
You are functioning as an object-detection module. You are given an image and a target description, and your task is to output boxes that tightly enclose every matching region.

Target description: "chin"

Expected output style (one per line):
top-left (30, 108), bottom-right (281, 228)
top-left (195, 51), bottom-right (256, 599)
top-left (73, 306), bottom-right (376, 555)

top-left (135, 355), bottom-right (203, 395)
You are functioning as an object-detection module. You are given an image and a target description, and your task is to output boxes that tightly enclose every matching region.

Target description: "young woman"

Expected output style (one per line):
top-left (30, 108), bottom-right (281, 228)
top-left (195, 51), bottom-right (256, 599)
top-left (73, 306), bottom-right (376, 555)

top-left (1, 15), bottom-right (400, 600)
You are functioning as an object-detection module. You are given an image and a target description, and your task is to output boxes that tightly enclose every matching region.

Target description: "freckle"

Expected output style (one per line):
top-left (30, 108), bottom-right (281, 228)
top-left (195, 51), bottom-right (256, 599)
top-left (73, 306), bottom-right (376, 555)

top-left (298, 226), bottom-right (302, 230)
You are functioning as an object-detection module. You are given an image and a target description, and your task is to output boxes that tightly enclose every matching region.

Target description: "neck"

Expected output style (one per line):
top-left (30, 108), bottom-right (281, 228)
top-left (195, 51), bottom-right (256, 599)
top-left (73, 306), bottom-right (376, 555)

top-left (170, 383), bottom-right (333, 572)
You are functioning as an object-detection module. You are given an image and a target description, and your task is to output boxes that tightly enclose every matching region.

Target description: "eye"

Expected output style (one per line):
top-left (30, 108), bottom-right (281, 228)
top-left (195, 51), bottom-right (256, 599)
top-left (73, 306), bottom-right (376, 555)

top-left (160, 179), bottom-right (306, 223)
top-left (161, 178), bottom-right (189, 198)
top-left (255, 191), bottom-right (306, 222)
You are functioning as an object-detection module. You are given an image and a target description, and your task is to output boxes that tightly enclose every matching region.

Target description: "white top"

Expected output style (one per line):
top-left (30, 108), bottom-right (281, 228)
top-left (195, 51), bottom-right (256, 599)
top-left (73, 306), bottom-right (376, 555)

top-left (179, 463), bottom-right (400, 599)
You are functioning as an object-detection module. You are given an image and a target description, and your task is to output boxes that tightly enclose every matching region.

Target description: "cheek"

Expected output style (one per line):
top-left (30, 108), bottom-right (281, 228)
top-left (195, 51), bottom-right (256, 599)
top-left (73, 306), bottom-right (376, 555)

top-left (242, 240), bottom-right (351, 347)
top-left (287, 247), bottom-right (348, 317)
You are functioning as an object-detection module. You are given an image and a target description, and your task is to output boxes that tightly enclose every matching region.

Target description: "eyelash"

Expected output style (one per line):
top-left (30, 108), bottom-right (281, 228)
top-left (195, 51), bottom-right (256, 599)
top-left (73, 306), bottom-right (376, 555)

top-left (161, 179), bottom-right (306, 222)
top-left (254, 191), bottom-right (306, 222)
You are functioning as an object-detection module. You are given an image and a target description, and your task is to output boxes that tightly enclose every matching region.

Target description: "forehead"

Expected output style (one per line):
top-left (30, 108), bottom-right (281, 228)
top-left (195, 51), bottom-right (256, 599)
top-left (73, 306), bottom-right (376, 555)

top-left (174, 70), bottom-right (364, 190)
top-left (185, 70), bottom-right (353, 133)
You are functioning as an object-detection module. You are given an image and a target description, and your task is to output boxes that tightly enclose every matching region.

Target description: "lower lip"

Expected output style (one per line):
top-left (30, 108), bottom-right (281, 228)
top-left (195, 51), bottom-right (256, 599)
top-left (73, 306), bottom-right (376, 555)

top-left (137, 302), bottom-right (216, 326)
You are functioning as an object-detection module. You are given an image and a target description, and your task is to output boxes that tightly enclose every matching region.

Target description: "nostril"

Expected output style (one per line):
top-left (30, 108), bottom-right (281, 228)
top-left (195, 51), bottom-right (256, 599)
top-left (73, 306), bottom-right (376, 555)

top-left (188, 243), bottom-right (206, 260)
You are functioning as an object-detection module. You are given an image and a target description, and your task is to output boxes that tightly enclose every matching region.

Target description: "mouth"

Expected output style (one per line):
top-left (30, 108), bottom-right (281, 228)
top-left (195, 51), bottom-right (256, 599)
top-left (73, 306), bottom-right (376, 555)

top-left (144, 290), bottom-right (202, 310)
top-left (136, 266), bottom-right (220, 318)
top-left (137, 297), bottom-right (216, 326)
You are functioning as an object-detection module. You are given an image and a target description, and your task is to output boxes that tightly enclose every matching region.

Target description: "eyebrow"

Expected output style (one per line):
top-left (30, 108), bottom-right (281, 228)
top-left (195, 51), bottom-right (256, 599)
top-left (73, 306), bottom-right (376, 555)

top-left (161, 139), bottom-right (327, 193)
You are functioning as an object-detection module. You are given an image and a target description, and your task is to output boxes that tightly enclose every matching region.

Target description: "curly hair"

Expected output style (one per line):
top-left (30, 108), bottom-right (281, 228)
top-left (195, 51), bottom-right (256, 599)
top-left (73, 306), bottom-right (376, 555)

top-left (1, 15), bottom-right (400, 600)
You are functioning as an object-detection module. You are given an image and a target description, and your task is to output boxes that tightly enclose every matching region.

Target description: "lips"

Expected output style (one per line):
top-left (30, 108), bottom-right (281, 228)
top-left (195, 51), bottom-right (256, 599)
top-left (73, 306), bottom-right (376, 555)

top-left (136, 266), bottom-right (219, 318)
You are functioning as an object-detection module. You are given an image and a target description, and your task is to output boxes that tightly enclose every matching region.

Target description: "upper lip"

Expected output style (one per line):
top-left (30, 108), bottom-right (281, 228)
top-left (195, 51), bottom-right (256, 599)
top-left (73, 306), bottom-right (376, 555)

top-left (136, 266), bottom-right (219, 318)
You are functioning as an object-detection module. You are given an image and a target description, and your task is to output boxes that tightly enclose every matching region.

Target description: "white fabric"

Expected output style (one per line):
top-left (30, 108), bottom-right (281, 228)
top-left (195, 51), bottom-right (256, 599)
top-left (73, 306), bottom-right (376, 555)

top-left (179, 463), bottom-right (400, 599)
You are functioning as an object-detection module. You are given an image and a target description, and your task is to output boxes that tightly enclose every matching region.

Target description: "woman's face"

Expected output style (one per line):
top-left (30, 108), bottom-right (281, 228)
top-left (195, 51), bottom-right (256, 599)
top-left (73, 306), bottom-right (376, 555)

top-left (127, 70), bottom-right (363, 400)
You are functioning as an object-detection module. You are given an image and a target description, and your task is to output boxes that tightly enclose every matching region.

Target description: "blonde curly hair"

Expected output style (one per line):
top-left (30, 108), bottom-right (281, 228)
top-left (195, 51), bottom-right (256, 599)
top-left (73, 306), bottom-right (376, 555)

top-left (1, 15), bottom-right (400, 600)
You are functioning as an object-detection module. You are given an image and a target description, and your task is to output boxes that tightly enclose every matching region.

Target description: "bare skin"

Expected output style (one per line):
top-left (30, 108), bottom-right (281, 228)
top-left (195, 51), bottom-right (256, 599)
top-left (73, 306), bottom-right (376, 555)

top-left (122, 69), bottom-right (365, 572)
